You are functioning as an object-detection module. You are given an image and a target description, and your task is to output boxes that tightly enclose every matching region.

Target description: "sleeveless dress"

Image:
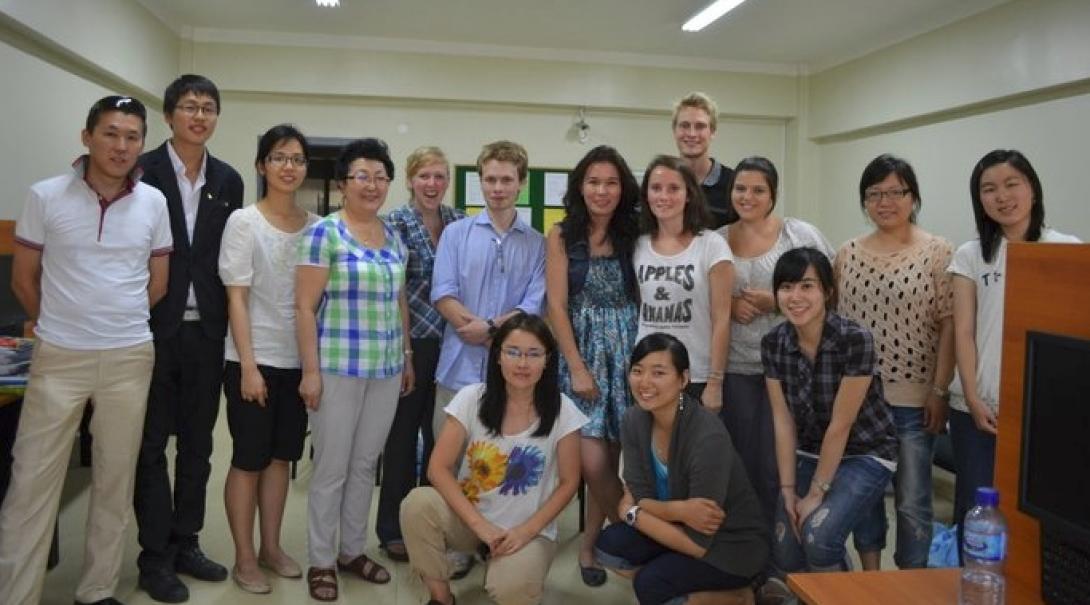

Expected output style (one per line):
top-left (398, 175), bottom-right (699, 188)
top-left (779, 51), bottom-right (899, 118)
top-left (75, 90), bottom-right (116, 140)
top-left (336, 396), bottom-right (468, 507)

top-left (559, 256), bottom-right (638, 441)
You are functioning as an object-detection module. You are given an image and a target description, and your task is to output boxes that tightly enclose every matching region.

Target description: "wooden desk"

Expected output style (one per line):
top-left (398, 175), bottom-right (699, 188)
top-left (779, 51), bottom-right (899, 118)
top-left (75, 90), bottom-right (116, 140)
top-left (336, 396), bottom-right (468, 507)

top-left (787, 568), bottom-right (1042, 604)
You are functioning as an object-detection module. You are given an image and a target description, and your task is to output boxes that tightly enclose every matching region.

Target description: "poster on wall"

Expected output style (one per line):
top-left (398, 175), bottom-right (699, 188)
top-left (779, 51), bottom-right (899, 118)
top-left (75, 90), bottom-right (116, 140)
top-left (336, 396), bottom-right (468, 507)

top-left (544, 172), bottom-right (567, 207)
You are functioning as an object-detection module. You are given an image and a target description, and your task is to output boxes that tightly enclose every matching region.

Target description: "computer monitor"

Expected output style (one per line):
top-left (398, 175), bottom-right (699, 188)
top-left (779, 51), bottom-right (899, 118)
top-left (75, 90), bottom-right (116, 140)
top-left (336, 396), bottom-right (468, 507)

top-left (1019, 330), bottom-right (1090, 545)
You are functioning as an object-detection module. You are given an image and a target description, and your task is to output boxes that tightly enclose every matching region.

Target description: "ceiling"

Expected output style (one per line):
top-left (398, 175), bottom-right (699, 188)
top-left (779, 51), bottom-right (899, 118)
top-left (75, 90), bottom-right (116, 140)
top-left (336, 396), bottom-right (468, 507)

top-left (136, 0), bottom-right (1011, 73)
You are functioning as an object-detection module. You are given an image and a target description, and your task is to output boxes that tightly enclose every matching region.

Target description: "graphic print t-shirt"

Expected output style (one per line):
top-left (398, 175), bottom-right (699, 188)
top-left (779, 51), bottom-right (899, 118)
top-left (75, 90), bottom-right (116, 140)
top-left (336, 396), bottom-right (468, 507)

top-left (446, 384), bottom-right (587, 540)
top-left (634, 231), bottom-right (734, 382)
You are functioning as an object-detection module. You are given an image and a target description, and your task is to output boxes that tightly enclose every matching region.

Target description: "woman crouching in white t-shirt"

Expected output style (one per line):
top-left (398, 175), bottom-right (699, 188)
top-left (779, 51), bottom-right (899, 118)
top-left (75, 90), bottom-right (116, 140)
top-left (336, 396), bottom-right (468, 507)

top-left (948, 149), bottom-right (1080, 558)
top-left (633, 155), bottom-right (734, 412)
top-left (401, 313), bottom-right (587, 605)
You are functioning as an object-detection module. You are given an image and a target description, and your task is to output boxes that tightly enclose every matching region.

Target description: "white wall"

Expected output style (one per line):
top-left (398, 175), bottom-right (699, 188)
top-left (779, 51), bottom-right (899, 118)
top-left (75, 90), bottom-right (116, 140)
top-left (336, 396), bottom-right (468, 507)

top-left (0, 38), bottom-right (171, 219)
top-left (207, 93), bottom-right (786, 212)
top-left (806, 0), bottom-right (1090, 248)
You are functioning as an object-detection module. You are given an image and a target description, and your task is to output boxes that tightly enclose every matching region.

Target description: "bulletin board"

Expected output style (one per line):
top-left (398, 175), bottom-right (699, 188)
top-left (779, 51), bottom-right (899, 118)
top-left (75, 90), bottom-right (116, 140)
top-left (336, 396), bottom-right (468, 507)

top-left (454, 165), bottom-right (572, 234)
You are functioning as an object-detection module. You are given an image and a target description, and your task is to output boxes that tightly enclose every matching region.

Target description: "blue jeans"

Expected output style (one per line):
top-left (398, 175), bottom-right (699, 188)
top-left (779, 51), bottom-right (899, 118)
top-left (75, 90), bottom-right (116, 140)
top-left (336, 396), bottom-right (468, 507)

top-left (949, 408), bottom-right (995, 563)
top-left (773, 456), bottom-right (892, 573)
top-left (855, 406), bottom-right (934, 568)
top-left (595, 522), bottom-right (754, 605)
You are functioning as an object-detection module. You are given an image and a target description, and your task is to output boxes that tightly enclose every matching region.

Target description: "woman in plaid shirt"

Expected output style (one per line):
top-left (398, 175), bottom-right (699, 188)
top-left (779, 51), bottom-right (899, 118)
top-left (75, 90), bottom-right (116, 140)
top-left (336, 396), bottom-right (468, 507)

top-left (761, 247), bottom-right (897, 574)
top-left (295, 138), bottom-right (414, 601)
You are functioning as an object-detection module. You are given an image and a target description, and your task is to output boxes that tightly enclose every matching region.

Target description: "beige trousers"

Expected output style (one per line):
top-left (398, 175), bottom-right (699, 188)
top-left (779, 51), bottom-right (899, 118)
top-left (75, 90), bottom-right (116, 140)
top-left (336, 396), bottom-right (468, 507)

top-left (0, 339), bottom-right (154, 605)
top-left (401, 486), bottom-right (557, 605)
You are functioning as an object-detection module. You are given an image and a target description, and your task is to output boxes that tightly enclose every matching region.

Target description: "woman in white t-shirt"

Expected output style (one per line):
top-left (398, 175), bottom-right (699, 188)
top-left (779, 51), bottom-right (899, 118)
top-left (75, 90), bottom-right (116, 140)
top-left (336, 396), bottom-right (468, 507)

top-left (948, 149), bottom-right (1080, 557)
top-left (218, 124), bottom-right (320, 593)
top-left (401, 313), bottom-right (586, 605)
top-left (634, 155), bottom-right (733, 411)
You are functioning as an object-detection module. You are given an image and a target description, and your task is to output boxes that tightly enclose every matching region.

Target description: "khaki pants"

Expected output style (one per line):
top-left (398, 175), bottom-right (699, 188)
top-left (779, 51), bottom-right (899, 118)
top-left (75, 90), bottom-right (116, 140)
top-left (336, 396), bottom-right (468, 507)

top-left (401, 486), bottom-right (557, 605)
top-left (0, 340), bottom-right (154, 604)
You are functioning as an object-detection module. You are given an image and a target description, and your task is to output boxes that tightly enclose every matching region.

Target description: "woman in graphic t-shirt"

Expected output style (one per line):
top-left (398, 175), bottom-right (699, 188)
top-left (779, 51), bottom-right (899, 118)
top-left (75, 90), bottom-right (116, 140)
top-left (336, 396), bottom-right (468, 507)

top-left (947, 149), bottom-right (1080, 557)
top-left (633, 155), bottom-right (733, 411)
top-left (401, 313), bottom-right (586, 605)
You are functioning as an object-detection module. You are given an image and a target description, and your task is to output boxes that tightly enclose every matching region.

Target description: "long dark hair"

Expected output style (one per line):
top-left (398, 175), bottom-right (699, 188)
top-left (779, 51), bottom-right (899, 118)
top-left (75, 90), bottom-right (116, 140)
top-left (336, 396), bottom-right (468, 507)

top-left (558, 145), bottom-right (640, 257)
top-left (478, 313), bottom-right (561, 438)
top-left (639, 155), bottom-right (709, 236)
top-left (970, 149), bottom-right (1045, 263)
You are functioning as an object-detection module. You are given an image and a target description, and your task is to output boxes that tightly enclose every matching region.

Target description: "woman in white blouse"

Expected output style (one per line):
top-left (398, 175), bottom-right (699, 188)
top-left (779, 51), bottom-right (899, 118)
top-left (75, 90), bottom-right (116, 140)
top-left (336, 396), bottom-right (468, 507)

top-left (218, 124), bottom-right (319, 593)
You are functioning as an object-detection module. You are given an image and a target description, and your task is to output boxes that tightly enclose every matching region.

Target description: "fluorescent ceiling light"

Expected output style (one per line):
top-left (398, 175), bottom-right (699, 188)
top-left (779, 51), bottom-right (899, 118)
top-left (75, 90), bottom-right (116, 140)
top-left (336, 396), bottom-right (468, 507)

top-left (316, 0), bottom-right (339, 7)
top-left (682, 0), bottom-right (747, 32)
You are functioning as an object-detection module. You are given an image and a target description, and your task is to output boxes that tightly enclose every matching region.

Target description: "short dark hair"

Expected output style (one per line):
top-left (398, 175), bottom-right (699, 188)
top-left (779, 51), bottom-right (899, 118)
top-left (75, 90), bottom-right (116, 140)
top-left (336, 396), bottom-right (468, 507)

top-left (732, 156), bottom-right (780, 215)
top-left (163, 74), bottom-right (221, 116)
top-left (334, 138), bottom-right (395, 182)
top-left (858, 154), bottom-right (921, 223)
top-left (478, 313), bottom-right (561, 438)
top-left (255, 124), bottom-right (310, 195)
top-left (970, 149), bottom-right (1045, 264)
top-left (85, 95), bottom-right (147, 137)
top-left (639, 155), bottom-right (709, 236)
top-left (559, 145), bottom-right (640, 258)
top-left (772, 247), bottom-right (837, 311)
top-left (629, 332), bottom-right (690, 377)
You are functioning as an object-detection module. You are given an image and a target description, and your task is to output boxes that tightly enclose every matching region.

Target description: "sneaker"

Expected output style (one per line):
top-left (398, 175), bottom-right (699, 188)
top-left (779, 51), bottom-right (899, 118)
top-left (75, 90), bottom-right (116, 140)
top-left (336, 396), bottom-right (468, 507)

top-left (756, 577), bottom-right (798, 605)
top-left (174, 544), bottom-right (228, 582)
top-left (138, 567), bottom-right (189, 603)
top-left (447, 550), bottom-right (475, 580)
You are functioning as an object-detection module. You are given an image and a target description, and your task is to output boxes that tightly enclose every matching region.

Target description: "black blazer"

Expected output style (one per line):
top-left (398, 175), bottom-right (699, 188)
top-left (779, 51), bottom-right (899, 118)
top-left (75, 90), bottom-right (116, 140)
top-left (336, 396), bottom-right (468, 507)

top-left (139, 142), bottom-right (243, 340)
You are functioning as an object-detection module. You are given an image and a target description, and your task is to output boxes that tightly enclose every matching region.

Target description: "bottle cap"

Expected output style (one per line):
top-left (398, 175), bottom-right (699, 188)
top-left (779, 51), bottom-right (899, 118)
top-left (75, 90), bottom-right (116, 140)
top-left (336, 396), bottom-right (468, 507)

top-left (975, 486), bottom-right (999, 507)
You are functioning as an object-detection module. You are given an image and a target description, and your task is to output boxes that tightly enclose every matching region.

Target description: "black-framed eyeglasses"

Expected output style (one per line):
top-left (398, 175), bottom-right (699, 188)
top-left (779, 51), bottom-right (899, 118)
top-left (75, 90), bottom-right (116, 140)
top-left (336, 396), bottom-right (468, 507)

top-left (267, 153), bottom-right (308, 167)
top-left (864, 188), bottom-right (910, 203)
top-left (176, 103), bottom-right (219, 117)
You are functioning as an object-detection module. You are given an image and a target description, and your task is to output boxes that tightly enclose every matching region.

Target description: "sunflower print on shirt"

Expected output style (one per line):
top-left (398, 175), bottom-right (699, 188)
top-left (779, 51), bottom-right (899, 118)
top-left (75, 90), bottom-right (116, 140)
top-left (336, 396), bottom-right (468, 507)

top-left (461, 441), bottom-right (507, 503)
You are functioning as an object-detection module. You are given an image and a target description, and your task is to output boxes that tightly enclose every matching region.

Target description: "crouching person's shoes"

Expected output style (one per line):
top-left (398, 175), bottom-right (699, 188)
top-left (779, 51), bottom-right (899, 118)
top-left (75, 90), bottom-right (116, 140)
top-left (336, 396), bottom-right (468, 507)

top-left (174, 544), bottom-right (228, 582)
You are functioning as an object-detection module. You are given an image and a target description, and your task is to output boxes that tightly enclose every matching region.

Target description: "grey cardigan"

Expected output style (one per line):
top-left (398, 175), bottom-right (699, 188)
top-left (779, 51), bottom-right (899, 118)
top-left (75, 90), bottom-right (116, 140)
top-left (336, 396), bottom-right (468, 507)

top-left (621, 395), bottom-right (769, 578)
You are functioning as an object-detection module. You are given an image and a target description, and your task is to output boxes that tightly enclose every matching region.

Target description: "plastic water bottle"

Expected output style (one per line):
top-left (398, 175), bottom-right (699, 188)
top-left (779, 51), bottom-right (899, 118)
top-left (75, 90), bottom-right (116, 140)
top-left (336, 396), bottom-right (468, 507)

top-left (960, 487), bottom-right (1007, 605)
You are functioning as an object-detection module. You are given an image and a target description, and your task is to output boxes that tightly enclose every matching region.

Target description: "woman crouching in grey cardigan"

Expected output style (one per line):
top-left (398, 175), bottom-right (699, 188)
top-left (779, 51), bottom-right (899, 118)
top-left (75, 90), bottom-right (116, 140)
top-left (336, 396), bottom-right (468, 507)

top-left (595, 333), bottom-right (769, 604)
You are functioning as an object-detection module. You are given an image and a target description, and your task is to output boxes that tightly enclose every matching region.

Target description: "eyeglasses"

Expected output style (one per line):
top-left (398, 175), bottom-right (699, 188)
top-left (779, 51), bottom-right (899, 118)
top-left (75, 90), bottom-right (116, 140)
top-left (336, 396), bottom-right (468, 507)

top-left (864, 188), bottom-right (910, 203)
top-left (346, 171), bottom-right (391, 187)
top-left (501, 347), bottom-right (547, 362)
top-left (176, 103), bottom-right (219, 117)
top-left (267, 153), bottom-right (308, 167)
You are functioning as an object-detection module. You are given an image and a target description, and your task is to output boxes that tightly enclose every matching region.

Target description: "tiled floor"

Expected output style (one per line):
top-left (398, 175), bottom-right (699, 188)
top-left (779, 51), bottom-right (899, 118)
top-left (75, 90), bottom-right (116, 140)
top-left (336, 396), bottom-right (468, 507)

top-left (41, 413), bottom-right (956, 604)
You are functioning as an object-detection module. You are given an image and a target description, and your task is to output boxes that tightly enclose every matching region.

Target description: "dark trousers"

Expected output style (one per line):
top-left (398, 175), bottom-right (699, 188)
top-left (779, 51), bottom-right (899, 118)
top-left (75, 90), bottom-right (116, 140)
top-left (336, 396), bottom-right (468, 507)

top-left (0, 398), bottom-right (21, 506)
top-left (949, 408), bottom-right (996, 564)
top-left (720, 373), bottom-right (779, 527)
top-left (375, 338), bottom-right (440, 546)
top-left (134, 323), bottom-right (224, 570)
top-left (595, 522), bottom-right (753, 605)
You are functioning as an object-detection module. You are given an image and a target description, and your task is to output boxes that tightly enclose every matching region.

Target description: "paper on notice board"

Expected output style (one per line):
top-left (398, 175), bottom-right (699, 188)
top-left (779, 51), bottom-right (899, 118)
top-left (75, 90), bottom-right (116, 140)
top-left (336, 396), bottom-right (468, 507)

top-left (544, 172), bottom-right (567, 207)
top-left (465, 171), bottom-right (484, 206)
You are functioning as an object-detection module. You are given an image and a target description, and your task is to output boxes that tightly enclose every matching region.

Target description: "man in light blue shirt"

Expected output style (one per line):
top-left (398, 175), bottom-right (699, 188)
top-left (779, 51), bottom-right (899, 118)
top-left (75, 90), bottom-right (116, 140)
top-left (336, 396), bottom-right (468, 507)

top-left (430, 140), bottom-right (545, 434)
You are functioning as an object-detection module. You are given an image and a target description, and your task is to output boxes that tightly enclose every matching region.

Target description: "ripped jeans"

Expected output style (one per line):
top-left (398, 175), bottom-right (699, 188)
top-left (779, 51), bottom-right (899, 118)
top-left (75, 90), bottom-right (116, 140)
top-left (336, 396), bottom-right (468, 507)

top-left (773, 455), bottom-right (893, 573)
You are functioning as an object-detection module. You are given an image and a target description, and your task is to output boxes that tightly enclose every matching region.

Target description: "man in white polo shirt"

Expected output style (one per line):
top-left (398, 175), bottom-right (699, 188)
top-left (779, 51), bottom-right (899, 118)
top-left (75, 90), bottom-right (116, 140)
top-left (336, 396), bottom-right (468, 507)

top-left (0, 95), bottom-right (172, 605)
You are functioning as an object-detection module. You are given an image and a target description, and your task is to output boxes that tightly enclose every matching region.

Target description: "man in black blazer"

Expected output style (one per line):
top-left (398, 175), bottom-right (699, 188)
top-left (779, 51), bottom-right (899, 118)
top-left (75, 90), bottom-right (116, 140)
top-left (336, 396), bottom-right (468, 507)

top-left (133, 75), bottom-right (243, 603)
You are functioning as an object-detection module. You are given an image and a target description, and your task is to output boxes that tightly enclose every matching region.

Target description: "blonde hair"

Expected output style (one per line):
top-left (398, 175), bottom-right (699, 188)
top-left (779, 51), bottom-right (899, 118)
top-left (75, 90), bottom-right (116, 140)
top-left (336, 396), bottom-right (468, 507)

top-left (672, 91), bottom-right (719, 132)
top-left (476, 140), bottom-right (529, 182)
top-left (404, 146), bottom-right (450, 195)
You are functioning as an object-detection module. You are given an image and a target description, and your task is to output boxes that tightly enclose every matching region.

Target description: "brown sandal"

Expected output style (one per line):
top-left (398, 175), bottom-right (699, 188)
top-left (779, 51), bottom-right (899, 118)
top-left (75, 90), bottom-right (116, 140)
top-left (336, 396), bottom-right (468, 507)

top-left (307, 566), bottom-right (338, 602)
top-left (337, 553), bottom-right (391, 584)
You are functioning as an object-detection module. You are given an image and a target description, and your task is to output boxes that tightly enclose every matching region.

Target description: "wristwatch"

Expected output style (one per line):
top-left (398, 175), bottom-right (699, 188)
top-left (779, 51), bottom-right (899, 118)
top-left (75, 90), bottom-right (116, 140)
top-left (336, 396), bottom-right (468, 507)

top-left (486, 318), bottom-right (498, 336)
top-left (624, 504), bottom-right (641, 527)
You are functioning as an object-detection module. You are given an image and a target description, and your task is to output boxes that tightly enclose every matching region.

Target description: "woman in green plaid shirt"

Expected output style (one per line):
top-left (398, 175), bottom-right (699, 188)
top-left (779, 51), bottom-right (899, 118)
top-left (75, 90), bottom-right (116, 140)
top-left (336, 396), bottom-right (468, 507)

top-left (295, 138), bottom-right (414, 601)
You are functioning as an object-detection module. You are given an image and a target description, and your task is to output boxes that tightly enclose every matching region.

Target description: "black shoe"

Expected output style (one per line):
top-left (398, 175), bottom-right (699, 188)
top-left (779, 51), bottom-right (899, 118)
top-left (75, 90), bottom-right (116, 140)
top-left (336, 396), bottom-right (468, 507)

top-left (174, 544), bottom-right (228, 582)
top-left (75, 598), bottom-right (125, 605)
top-left (138, 567), bottom-right (189, 603)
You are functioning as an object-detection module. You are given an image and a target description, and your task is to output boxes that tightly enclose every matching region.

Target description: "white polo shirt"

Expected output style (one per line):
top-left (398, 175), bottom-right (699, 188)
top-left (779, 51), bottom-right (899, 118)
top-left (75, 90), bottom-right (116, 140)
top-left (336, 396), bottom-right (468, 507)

top-left (15, 159), bottom-right (173, 350)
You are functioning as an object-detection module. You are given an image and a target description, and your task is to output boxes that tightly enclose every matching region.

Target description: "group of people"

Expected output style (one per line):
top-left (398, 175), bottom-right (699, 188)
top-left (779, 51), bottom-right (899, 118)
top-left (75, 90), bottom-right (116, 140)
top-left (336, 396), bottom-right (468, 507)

top-left (0, 77), bottom-right (1078, 605)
